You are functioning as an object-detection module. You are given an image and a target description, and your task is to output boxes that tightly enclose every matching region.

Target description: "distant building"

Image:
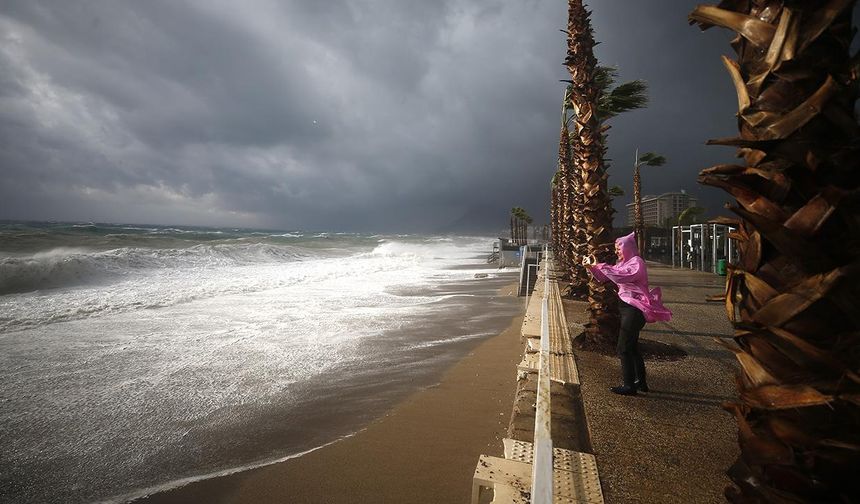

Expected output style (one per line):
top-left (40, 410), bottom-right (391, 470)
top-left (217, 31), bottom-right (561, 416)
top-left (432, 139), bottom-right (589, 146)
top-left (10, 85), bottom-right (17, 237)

top-left (626, 190), bottom-right (699, 227)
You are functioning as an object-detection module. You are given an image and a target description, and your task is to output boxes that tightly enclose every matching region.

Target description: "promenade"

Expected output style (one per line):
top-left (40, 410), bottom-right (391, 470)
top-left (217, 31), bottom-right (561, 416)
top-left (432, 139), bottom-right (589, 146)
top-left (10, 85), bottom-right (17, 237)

top-left (565, 263), bottom-right (739, 503)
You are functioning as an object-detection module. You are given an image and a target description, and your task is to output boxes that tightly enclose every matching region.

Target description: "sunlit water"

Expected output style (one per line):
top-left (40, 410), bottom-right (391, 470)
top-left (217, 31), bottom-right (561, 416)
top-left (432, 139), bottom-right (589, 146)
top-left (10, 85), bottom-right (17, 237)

top-left (0, 222), bottom-right (520, 503)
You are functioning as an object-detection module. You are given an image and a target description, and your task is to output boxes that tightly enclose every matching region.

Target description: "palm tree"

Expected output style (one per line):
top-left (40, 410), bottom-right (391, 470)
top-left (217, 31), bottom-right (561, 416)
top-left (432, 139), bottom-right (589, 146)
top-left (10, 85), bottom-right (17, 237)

top-left (510, 207), bottom-right (531, 246)
top-left (510, 207), bottom-right (526, 245)
top-left (633, 150), bottom-right (667, 255)
top-left (608, 185), bottom-right (625, 198)
top-left (556, 88), bottom-right (592, 298)
top-left (514, 207), bottom-right (523, 245)
top-left (518, 207), bottom-right (524, 245)
top-left (555, 90), bottom-right (586, 293)
top-left (560, 66), bottom-right (650, 301)
top-left (677, 205), bottom-right (704, 226)
top-left (514, 207), bottom-right (522, 245)
top-left (564, 0), bottom-right (620, 348)
top-left (690, 3), bottom-right (859, 502)
top-left (523, 213), bottom-right (533, 245)
top-left (551, 173), bottom-right (560, 256)
top-left (592, 66), bottom-right (649, 124)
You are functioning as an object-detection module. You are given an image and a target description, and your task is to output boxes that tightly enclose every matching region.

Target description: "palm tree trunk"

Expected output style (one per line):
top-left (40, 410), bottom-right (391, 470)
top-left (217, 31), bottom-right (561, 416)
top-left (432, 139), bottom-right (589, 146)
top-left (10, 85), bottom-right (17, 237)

top-left (691, 2), bottom-right (860, 501)
top-left (513, 215), bottom-right (519, 245)
top-left (563, 128), bottom-right (589, 299)
top-left (515, 217), bottom-right (520, 246)
top-left (633, 150), bottom-right (645, 254)
top-left (551, 182), bottom-right (559, 256)
top-left (558, 90), bottom-right (588, 295)
top-left (565, 0), bottom-right (619, 347)
top-left (557, 120), bottom-right (573, 277)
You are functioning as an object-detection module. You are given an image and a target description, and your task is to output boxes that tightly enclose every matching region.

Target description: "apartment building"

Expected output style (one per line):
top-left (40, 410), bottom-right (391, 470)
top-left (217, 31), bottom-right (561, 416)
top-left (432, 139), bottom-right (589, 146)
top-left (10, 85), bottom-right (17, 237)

top-left (626, 190), bottom-right (699, 227)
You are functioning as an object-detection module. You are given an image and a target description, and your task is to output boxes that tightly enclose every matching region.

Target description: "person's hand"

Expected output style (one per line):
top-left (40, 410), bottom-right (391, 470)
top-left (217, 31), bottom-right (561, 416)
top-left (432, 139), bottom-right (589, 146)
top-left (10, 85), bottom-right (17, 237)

top-left (581, 254), bottom-right (596, 267)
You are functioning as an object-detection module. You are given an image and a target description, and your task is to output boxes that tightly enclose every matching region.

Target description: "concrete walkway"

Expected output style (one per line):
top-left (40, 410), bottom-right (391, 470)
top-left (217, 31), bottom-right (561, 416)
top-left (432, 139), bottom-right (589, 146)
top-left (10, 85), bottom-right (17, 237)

top-left (566, 264), bottom-right (740, 503)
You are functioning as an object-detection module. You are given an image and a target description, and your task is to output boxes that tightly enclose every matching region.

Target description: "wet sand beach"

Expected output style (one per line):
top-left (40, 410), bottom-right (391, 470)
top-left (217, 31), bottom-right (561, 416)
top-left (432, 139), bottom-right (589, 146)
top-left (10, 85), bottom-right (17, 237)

top-left (137, 281), bottom-right (523, 504)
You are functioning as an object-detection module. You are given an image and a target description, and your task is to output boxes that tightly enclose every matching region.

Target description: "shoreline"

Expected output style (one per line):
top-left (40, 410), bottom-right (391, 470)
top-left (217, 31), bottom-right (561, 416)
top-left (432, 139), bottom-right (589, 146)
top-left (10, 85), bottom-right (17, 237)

top-left (106, 436), bottom-right (349, 504)
top-left (135, 281), bottom-right (523, 504)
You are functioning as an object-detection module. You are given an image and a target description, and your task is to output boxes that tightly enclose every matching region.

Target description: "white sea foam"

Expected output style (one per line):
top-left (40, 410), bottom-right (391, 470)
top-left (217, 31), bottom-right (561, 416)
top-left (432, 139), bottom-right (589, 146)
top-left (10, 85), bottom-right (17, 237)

top-left (1, 238), bottom-right (494, 331)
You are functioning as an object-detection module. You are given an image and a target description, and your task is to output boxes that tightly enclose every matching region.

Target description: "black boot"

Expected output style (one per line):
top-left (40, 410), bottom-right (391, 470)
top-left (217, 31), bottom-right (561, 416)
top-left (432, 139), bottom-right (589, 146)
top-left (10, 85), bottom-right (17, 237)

top-left (611, 354), bottom-right (637, 396)
top-left (610, 385), bottom-right (638, 396)
top-left (634, 354), bottom-right (649, 392)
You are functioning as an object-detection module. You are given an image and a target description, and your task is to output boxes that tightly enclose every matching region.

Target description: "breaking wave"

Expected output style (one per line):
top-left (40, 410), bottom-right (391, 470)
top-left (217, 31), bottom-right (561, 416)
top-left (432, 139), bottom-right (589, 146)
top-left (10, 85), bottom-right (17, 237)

top-left (0, 244), bottom-right (317, 295)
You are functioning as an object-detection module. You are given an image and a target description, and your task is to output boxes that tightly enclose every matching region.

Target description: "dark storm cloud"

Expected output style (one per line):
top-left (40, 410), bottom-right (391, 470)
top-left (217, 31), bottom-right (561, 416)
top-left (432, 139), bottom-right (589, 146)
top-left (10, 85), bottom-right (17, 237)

top-left (588, 2), bottom-right (740, 222)
top-left (1, 1), bottom-right (846, 231)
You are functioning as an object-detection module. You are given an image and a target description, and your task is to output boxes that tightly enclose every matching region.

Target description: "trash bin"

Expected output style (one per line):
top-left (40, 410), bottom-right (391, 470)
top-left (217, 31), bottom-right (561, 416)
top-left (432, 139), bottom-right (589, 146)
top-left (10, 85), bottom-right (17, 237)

top-left (716, 259), bottom-right (727, 276)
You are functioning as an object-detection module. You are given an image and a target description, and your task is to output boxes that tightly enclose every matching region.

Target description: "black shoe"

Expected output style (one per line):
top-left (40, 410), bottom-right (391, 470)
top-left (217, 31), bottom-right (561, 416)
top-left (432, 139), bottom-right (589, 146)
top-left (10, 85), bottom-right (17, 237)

top-left (610, 385), bottom-right (637, 396)
top-left (635, 381), bottom-right (649, 393)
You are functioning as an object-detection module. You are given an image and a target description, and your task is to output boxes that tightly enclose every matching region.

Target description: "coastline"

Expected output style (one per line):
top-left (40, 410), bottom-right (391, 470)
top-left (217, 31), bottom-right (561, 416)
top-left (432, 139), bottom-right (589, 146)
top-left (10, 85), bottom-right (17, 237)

top-left (135, 281), bottom-right (523, 504)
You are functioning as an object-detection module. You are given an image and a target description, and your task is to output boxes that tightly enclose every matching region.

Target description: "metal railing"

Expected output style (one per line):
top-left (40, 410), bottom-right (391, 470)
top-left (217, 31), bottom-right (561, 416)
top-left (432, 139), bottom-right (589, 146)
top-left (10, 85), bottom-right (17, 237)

top-left (531, 246), bottom-right (552, 504)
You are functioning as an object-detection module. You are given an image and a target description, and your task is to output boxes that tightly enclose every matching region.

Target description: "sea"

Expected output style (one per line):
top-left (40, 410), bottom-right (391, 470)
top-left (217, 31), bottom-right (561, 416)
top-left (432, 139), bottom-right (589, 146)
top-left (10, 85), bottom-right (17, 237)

top-left (0, 221), bottom-right (521, 503)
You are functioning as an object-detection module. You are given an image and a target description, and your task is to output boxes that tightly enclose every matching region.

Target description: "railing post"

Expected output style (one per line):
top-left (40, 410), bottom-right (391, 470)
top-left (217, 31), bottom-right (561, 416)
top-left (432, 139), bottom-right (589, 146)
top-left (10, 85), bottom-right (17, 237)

top-left (531, 249), bottom-right (552, 504)
top-left (671, 226), bottom-right (675, 268)
top-left (525, 263), bottom-right (531, 305)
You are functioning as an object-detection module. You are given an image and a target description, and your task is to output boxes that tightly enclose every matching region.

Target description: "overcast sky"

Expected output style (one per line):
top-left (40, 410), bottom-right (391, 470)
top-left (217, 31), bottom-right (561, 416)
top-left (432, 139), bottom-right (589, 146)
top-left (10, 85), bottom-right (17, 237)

top-left (0, 1), bottom-right (850, 232)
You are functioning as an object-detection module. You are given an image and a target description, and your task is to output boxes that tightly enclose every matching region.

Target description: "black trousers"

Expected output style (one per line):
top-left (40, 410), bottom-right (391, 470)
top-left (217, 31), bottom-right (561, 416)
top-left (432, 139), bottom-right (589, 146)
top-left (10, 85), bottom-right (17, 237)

top-left (617, 301), bottom-right (647, 387)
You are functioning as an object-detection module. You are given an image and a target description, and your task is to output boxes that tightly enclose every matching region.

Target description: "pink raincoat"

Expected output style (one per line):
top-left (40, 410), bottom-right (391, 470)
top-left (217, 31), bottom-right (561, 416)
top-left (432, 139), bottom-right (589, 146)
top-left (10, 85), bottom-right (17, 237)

top-left (588, 232), bottom-right (672, 323)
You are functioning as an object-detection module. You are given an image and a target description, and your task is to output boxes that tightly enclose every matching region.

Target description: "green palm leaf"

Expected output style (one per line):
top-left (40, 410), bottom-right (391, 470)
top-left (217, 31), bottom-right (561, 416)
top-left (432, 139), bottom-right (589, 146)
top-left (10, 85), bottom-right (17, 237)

top-left (638, 152), bottom-right (667, 166)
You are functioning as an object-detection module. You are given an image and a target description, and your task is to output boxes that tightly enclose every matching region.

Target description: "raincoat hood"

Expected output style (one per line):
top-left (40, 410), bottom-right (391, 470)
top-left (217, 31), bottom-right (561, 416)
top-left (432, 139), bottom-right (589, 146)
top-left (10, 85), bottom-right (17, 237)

top-left (616, 232), bottom-right (639, 261)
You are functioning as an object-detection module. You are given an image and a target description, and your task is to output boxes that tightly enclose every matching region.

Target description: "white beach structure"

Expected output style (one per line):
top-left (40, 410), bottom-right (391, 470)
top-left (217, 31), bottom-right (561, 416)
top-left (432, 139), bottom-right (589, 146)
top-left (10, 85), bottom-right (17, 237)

top-left (490, 238), bottom-right (524, 267)
top-left (671, 223), bottom-right (738, 274)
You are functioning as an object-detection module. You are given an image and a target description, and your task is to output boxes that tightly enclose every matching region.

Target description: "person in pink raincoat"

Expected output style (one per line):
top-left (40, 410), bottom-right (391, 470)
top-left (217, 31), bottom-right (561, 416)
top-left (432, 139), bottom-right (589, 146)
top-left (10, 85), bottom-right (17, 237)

top-left (582, 232), bottom-right (672, 396)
